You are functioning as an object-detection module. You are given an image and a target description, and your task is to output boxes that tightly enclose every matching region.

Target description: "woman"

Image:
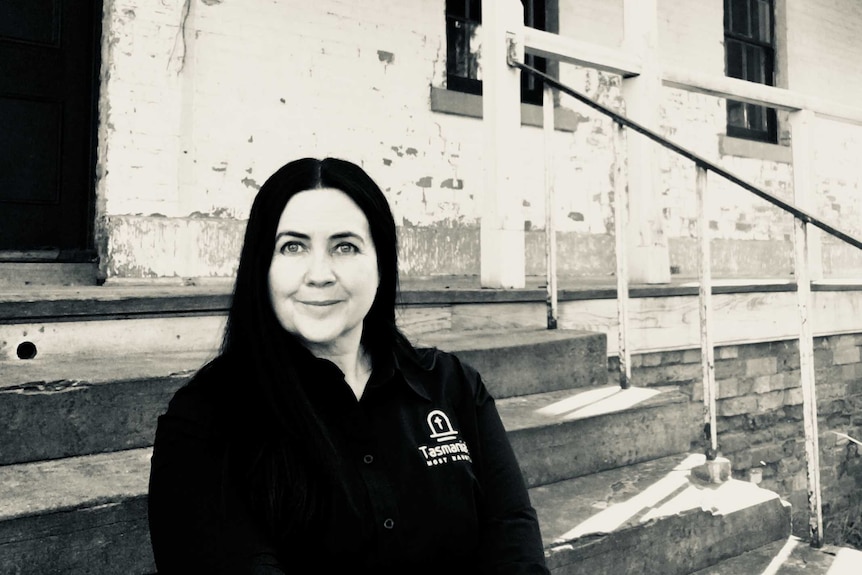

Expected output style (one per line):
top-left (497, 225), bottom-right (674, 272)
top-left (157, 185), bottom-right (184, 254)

top-left (148, 158), bottom-right (548, 574)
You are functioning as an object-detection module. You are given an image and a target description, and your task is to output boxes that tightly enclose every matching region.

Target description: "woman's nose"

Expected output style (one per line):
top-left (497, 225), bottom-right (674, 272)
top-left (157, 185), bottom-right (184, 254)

top-left (305, 252), bottom-right (336, 285)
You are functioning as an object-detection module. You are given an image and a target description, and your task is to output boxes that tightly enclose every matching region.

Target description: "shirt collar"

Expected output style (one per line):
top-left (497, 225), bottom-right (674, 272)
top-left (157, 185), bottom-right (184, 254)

top-left (294, 342), bottom-right (434, 403)
top-left (390, 346), bottom-right (435, 402)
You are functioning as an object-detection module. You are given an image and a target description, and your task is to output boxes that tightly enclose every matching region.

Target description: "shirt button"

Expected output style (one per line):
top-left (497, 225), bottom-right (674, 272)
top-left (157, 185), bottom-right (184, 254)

top-left (363, 454), bottom-right (374, 464)
top-left (383, 518), bottom-right (395, 530)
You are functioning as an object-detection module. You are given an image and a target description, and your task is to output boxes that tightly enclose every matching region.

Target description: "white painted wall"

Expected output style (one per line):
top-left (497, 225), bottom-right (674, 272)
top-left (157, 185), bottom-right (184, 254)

top-left (94, 0), bottom-right (862, 280)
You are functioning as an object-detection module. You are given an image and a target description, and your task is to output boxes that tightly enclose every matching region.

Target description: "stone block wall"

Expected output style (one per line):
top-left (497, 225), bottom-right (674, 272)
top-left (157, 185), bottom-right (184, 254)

top-left (620, 334), bottom-right (862, 539)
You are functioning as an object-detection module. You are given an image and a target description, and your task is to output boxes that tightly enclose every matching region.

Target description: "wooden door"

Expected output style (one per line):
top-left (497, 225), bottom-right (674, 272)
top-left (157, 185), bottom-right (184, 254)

top-left (0, 0), bottom-right (100, 255)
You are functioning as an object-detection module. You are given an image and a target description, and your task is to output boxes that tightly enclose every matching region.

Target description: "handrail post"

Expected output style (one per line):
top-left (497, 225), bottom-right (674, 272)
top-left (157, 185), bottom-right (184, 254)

top-left (794, 215), bottom-right (823, 547)
top-left (791, 108), bottom-right (824, 548)
top-left (696, 165), bottom-right (718, 456)
top-left (613, 122), bottom-right (631, 388)
top-left (543, 84), bottom-right (558, 330)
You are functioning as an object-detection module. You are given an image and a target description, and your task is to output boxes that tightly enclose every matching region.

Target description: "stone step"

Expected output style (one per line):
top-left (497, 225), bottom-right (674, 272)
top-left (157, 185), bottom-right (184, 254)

top-left (0, 328), bottom-right (607, 465)
top-left (533, 452), bottom-right (791, 575)
top-left (689, 535), bottom-right (862, 575)
top-left (0, 449), bottom-right (793, 575)
top-left (413, 328), bottom-right (607, 398)
top-left (499, 384), bottom-right (700, 487)
top-left (0, 449), bottom-right (153, 575)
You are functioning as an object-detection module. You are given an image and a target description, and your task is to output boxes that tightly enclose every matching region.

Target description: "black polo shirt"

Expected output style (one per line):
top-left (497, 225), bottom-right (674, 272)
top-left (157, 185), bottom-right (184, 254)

top-left (148, 346), bottom-right (548, 574)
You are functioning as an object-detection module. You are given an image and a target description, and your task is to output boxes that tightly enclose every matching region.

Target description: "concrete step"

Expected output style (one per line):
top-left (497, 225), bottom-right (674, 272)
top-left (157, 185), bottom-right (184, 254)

top-left (0, 449), bottom-right (794, 575)
top-left (0, 351), bottom-right (211, 466)
top-left (0, 328), bottom-right (607, 465)
top-left (690, 535), bottom-right (862, 575)
top-left (533, 453), bottom-right (791, 575)
top-left (0, 449), bottom-right (153, 575)
top-left (499, 384), bottom-right (700, 487)
top-left (413, 328), bottom-right (607, 398)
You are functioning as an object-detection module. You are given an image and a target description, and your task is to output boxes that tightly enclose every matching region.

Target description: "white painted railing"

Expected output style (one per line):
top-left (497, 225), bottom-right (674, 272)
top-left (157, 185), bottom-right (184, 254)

top-left (510, 28), bottom-right (862, 548)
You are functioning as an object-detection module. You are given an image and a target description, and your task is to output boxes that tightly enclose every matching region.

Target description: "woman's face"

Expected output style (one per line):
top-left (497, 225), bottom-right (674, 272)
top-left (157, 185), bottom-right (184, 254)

top-left (267, 188), bottom-right (379, 354)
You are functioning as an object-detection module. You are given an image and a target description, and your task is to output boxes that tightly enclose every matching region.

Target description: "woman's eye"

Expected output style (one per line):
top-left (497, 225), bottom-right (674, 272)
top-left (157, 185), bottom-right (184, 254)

top-left (279, 241), bottom-right (305, 255)
top-left (334, 242), bottom-right (359, 255)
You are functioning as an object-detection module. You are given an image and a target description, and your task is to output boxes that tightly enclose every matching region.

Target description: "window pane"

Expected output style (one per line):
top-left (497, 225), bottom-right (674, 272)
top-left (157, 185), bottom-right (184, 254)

top-left (746, 103), bottom-right (766, 132)
top-left (447, 0), bottom-right (467, 19)
top-left (726, 40), bottom-right (744, 79)
top-left (756, 0), bottom-right (772, 43)
top-left (729, 0), bottom-right (750, 36)
top-left (468, 0), bottom-right (481, 21)
top-left (727, 100), bottom-right (747, 129)
top-left (523, 0), bottom-right (546, 29)
top-left (447, 19), bottom-right (482, 81)
top-left (745, 44), bottom-right (766, 83)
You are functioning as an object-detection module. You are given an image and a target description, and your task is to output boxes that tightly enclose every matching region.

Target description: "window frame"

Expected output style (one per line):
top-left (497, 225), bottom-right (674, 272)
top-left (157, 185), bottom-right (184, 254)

top-left (444, 0), bottom-right (548, 105)
top-left (724, 0), bottom-right (778, 143)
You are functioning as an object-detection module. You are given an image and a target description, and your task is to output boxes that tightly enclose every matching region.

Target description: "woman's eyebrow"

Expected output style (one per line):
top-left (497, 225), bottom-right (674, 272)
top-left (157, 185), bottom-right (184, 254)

top-left (275, 231), bottom-right (310, 241)
top-left (330, 232), bottom-right (366, 244)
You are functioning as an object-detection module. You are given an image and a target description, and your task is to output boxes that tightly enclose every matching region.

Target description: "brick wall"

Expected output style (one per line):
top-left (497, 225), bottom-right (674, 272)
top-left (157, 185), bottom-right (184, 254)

top-left (623, 334), bottom-right (862, 539)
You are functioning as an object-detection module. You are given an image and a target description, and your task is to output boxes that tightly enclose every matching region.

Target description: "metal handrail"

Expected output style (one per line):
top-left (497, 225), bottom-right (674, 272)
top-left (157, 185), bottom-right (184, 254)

top-left (513, 61), bottom-right (862, 251)
top-left (514, 60), bottom-right (862, 548)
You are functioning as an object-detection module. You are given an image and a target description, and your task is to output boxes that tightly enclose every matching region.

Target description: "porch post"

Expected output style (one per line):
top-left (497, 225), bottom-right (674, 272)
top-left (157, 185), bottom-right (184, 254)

top-left (621, 0), bottom-right (670, 284)
top-left (480, 0), bottom-right (526, 288)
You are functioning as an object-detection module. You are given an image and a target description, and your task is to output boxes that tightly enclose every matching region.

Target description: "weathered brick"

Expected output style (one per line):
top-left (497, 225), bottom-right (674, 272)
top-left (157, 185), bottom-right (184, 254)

top-left (746, 356), bottom-right (778, 377)
top-left (660, 350), bottom-right (686, 365)
top-left (833, 345), bottom-right (861, 365)
top-left (750, 444), bottom-right (785, 465)
top-left (751, 374), bottom-right (773, 394)
top-left (814, 348), bottom-right (835, 369)
top-left (717, 430), bottom-right (750, 453)
top-left (716, 377), bottom-right (740, 399)
top-left (772, 421), bottom-right (802, 440)
top-left (777, 454), bottom-right (805, 475)
top-left (682, 349), bottom-right (701, 364)
top-left (718, 396), bottom-right (757, 416)
top-left (785, 387), bottom-right (804, 405)
top-left (715, 358), bottom-right (745, 379)
top-left (716, 346), bottom-right (739, 360)
top-left (641, 353), bottom-right (663, 367)
top-left (757, 390), bottom-right (786, 411)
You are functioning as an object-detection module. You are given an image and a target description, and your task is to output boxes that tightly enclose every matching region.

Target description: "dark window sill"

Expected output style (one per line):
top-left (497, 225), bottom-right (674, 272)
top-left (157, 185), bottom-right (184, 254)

top-left (719, 134), bottom-right (791, 163)
top-left (430, 86), bottom-right (583, 132)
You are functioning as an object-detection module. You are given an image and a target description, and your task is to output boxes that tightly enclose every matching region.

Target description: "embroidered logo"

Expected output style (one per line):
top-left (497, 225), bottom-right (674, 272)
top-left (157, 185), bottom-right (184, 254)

top-left (417, 409), bottom-right (472, 467)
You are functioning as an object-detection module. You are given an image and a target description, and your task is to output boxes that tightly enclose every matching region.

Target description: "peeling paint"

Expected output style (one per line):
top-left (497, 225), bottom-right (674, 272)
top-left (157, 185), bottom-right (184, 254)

top-left (416, 177), bottom-right (432, 188)
top-left (201, 0), bottom-right (223, 5)
top-left (568, 212), bottom-right (585, 222)
top-left (405, 147), bottom-right (418, 156)
top-left (440, 178), bottom-right (463, 190)
top-left (377, 50), bottom-right (394, 64)
top-left (241, 177), bottom-right (261, 190)
top-left (383, 158), bottom-right (392, 166)
top-left (391, 146), bottom-right (404, 157)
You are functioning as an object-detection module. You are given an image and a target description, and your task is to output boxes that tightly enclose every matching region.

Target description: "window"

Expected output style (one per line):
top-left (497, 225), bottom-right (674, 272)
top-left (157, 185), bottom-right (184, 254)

top-left (445, 0), bottom-right (547, 105)
top-left (724, 0), bottom-right (777, 143)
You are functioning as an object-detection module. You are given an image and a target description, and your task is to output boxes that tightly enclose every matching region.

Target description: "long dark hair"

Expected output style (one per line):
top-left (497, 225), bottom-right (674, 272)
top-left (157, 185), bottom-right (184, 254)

top-left (220, 157), bottom-right (413, 539)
